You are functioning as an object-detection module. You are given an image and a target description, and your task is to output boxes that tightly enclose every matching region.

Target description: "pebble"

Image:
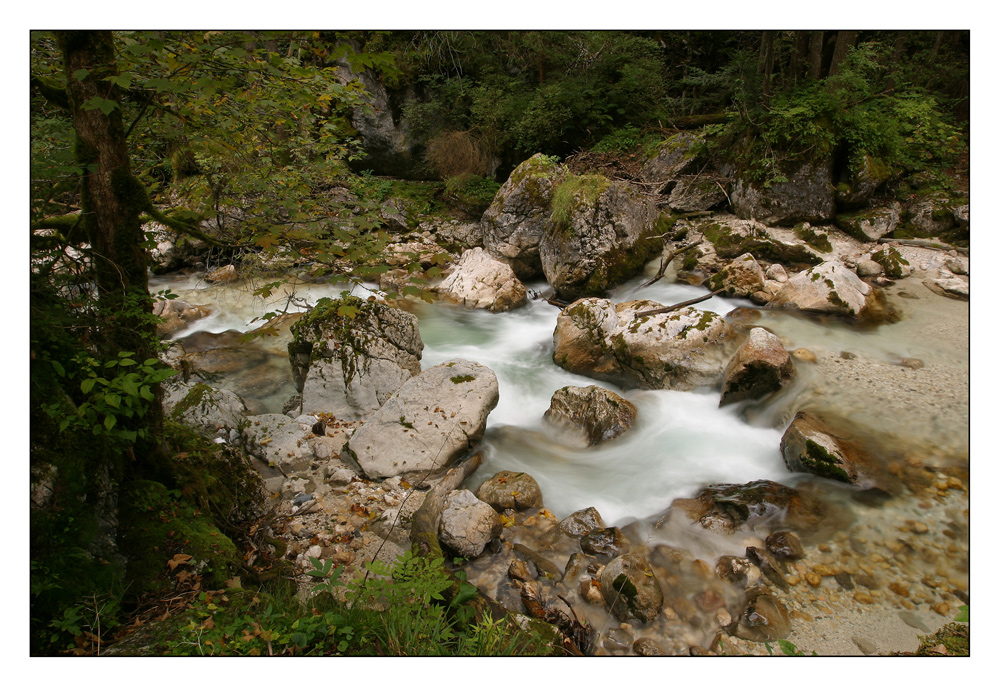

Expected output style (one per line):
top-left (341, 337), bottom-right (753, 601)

top-left (898, 611), bottom-right (930, 631)
top-left (888, 582), bottom-right (910, 598)
top-left (805, 572), bottom-right (823, 587)
top-left (813, 564), bottom-right (837, 576)
top-left (854, 591), bottom-right (874, 604)
top-left (715, 608), bottom-right (732, 627)
top-left (933, 603), bottom-right (951, 617)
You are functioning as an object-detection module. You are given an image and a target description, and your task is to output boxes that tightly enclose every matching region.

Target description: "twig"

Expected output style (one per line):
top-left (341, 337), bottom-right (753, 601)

top-left (640, 238), bottom-right (703, 288)
top-left (634, 289), bottom-right (725, 317)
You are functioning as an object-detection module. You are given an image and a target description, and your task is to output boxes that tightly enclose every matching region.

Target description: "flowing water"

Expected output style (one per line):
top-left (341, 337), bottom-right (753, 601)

top-left (150, 265), bottom-right (970, 654)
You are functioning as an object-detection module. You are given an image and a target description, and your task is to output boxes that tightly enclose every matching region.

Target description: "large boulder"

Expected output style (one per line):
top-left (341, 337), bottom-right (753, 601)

top-left (836, 202), bottom-right (902, 242)
top-left (538, 177), bottom-right (660, 300)
top-left (767, 261), bottom-right (876, 319)
top-left (343, 360), bottom-right (499, 480)
top-left (543, 385), bottom-right (637, 446)
top-left (553, 298), bottom-right (737, 391)
top-left (435, 247), bottom-right (528, 312)
top-left (667, 176), bottom-right (728, 212)
top-left (243, 413), bottom-right (318, 474)
top-left (705, 253), bottom-right (767, 298)
top-left (640, 132), bottom-right (704, 190)
top-left (439, 489), bottom-right (503, 558)
top-left (719, 327), bottom-right (795, 406)
top-left (780, 412), bottom-right (865, 485)
top-left (163, 381), bottom-right (248, 440)
top-left (600, 553), bottom-right (664, 624)
top-left (288, 296), bottom-right (423, 420)
top-left (481, 154), bottom-right (566, 279)
top-left (731, 157), bottom-right (835, 226)
top-left (835, 153), bottom-right (899, 208)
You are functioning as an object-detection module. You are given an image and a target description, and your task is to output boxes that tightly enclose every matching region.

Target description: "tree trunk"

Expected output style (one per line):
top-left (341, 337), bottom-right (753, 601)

top-left (790, 31), bottom-right (810, 85)
top-left (758, 31), bottom-right (775, 105)
top-left (886, 30), bottom-right (907, 93)
top-left (828, 30), bottom-right (858, 77)
top-left (807, 31), bottom-right (824, 80)
top-left (54, 30), bottom-right (168, 478)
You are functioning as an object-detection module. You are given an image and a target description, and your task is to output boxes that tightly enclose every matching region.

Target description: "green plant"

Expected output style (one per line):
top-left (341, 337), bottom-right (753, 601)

top-left (42, 351), bottom-right (176, 444)
top-left (764, 638), bottom-right (817, 656)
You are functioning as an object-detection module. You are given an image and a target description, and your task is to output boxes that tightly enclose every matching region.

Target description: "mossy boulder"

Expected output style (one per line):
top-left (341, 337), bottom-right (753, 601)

top-left (288, 295), bottom-right (423, 419)
top-left (697, 218), bottom-right (823, 268)
top-left (539, 176), bottom-right (660, 300)
top-left (836, 202), bottom-right (902, 242)
top-left (706, 253), bottom-right (767, 298)
top-left (731, 156), bottom-right (835, 227)
top-left (870, 245), bottom-right (911, 279)
top-left (835, 153), bottom-right (899, 208)
top-left (163, 381), bottom-right (248, 440)
top-left (553, 298), bottom-right (737, 391)
top-left (640, 132), bottom-right (705, 190)
top-left (481, 154), bottom-right (566, 279)
top-left (767, 261), bottom-right (879, 319)
top-left (543, 385), bottom-right (637, 447)
top-left (667, 176), bottom-right (728, 212)
top-left (476, 470), bottom-right (544, 511)
top-left (779, 412), bottom-right (867, 485)
top-left (719, 327), bottom-right (795, 406)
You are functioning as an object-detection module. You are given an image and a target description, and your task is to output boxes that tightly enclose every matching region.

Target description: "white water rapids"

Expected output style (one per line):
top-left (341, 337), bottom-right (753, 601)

top-left (150, 265), bottom-right (968, 528)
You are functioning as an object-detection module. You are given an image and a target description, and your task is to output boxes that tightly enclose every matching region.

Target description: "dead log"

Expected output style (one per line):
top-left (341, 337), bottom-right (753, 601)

top-left (634, 289), bottom-right (725, 318)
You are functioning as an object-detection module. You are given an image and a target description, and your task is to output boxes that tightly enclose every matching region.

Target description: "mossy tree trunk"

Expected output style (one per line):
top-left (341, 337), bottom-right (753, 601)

top-left (54, 30), bottom-right (169, 478)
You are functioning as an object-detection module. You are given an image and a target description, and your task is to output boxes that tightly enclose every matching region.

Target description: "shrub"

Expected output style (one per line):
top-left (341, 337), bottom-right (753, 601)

top-left (425, 131), bottom-right (493, 179)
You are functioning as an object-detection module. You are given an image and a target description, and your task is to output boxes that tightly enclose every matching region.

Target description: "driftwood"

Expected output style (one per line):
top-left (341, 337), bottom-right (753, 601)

top-left (640, 238), bottom-right (703, 288)
top-left (877, 237), bottom-right (969, 255)
top-left (634, 289), bottom-right (725, 318)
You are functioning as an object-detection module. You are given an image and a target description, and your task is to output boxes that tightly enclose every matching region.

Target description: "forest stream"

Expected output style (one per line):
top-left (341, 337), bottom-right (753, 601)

top-left (148, 255), bottom-right (969, 656)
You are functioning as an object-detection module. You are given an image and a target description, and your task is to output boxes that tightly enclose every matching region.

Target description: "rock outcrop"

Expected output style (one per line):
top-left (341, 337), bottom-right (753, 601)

top-left (553, 298), bottom-right (737, 390)
top-left (287, 296), bottom-right (423, 419)
top-left (343, 359), bottom-right (498, 480)
top-left (719, 327), bottom-right (795, 406)
top-left (543, 385), bottom-right (637, 446)
top-left (435, 247), bottom-right (528, 312)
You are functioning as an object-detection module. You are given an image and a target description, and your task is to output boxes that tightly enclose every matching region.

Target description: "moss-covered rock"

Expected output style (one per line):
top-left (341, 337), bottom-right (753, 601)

top-left (119, 480), bottom-right (243, 597)
top-left (779, 412), bottom-right (869, 485)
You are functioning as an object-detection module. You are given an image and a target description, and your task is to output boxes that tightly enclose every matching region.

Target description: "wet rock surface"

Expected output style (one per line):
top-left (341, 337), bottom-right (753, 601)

top-left (543, 385), bottom-right (637, 446)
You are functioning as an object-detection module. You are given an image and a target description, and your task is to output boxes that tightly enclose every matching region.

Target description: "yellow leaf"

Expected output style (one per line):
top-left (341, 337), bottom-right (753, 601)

top-left (167, 553), bottom-right (193, 571)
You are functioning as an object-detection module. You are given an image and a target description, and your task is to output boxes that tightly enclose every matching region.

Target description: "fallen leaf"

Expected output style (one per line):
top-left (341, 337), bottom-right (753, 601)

top-left (167, 553), bottom-right (193, 571)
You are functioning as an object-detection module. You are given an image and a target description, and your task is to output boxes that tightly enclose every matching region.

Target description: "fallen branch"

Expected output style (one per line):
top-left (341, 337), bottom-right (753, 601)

top-left (634, 288), bottom-right (725, 317)
top-left (640, 238), bottom-right (703, 288)
top-left (877, 237), bottom-right (968, 255)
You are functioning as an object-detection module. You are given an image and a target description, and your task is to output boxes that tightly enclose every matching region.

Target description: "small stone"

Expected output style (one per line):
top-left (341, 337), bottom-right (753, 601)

top-left (818, 543), bottom-right (832, 553)
top-left (633, 637), bottom-right (667, 656)
top-left (888, 582), bottom-right (910, 598)
top-left (835, 572), bottom-right (855, 590)
top-left (901, 358), bottom-right (924, 370)
top-left (854, 591), bottom-right (874, 604)
top-left (933, 602), bottom-right (951, 617)
top-left (766, 531), bottom-right (805, 560)
top-left (805, 572), bottom-right (823, 587)
top-left (790, 610), bottom-right (813, 622)
top-left (787, 575), bottom-right (801, 586)
top-left (715, 608), bottom-right (732, 627)
top-left (852, 636), bottom-right (877, 655)
top-left (854, 573), bottom-right (880, 589)
top-left (898, 610), bottom-right (930, 631)
top-left (792, 348), bottom-right (817, 363)
top-left (695, 589), bottom-right (726, 612)
top-left (813, 564), bottom-right (837, 576)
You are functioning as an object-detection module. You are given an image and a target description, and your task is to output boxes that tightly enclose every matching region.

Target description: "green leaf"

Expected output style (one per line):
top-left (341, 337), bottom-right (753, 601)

top-left (104, 415), bottom-right (117, 431)
top-left (105, 74), bottom-right (132, 89)
top-left (80, 378), bottom-right (96, 394)
top-left (139, 386), bottom-right (154, 402)
top-left (955, 605), bottom-right (969, 623)
top-left (105, 394), bottom-right (121, 409)
top-left (82, 97), bottom-right (119, 116)
top-left (337, 304), bottom-right (360, 319)
top-left (50, 360), bottom-right (65, 377)
top-left (72, 68), bottom-right (90, 81)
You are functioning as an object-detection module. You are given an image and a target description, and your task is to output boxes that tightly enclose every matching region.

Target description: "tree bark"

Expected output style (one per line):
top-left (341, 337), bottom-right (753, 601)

top-left (807, 31), bottom-right (824, 80)
top-left (758, 31), bottom-right (775, 105)
top-left (886, 31), bottom-right (907, 94)
top-left (54, 30), bottom-right (169, 478)
top-left (789, 31), bottom-right (810, 85)
top-left (828, 30), bottom-right (858, 77)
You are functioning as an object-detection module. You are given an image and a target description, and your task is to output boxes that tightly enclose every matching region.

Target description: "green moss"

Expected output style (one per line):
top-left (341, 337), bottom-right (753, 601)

top-left (612, 573), bottom-right (638, 601)
top-left (551, 173), bottom-right (610, 231)
top-left (800, 439), bottom-right (851, 482)
top-left (871, 246), bottom-right (909, 279)
top-left (119, 480), bottom-right (243, 597)
top-left (793, 224), bottom-right (832, 253)
top-left (450, 375), bottom-right (475, 384)
top-left (170, 382), bottom-right (212, 418)
top-left (699, 221), bottom-right (821, 267)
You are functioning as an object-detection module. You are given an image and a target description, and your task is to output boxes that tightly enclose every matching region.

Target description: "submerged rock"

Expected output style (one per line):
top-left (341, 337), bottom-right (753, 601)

top-left (553, 297), bottom-right (737, 391)
top-left (665, 479), bottom-right (829, 534)
top-left (719, 327), bottom-right (795, 406)
top-left (435, 247), bottom-right (528, 312)
top-left (543, 385), bottom-right (637, 446)
top-left (731, 589), bottom-right (791, 642)
top-left (559, 507), bottom-right (607, 537)
top-left (343, 359), bottom-right (498, 480)
top-left (601, 553), bottom-right (664, 624)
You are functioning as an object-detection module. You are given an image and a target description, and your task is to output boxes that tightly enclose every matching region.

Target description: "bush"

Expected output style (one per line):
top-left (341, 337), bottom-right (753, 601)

top-left (443, 173), bottom-right (501, 214)
top-left (425, 131), bottom-right (493, 179)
